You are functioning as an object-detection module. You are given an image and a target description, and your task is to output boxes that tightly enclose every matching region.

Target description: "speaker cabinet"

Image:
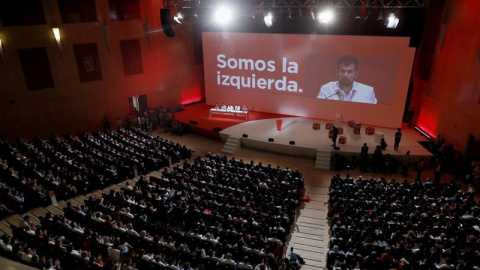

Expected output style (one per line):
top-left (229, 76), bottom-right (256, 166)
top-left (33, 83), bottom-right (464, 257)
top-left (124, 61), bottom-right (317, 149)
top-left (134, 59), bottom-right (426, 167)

top-left (268, 138), bottom-right (274, 142)
top-left (242, 134), bottom-right (248, 138)
top-left (160, 9), bottom-right (175, 38)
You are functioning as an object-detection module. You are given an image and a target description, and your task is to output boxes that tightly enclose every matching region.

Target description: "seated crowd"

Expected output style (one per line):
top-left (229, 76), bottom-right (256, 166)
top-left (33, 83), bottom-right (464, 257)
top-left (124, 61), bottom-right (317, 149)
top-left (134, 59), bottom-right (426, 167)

top-left (0, 128), bottom-right (192, 214)
top-left (3, 154), bottom-right (305, 270)
top-left (122, 106), bottom-right (184, 135)
top-left (327, 174), bottom-right (480, 270)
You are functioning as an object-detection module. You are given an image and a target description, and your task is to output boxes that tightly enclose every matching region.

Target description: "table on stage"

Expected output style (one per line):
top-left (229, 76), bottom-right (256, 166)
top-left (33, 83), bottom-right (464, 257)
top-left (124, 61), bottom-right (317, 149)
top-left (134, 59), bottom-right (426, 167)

top-left (210, 109), bottom-right (248, 120)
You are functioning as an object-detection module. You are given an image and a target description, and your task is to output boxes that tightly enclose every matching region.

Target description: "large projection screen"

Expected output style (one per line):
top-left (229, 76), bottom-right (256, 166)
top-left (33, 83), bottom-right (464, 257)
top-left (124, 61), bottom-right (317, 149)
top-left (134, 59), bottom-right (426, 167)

top-left (203, 32), bottom-right (416, 128)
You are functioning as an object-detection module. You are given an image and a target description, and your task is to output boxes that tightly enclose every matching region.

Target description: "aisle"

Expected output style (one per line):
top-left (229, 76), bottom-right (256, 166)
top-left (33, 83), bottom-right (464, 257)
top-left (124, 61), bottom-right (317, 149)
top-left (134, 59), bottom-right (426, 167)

top-left (286, 184), bottom-right (330, 269)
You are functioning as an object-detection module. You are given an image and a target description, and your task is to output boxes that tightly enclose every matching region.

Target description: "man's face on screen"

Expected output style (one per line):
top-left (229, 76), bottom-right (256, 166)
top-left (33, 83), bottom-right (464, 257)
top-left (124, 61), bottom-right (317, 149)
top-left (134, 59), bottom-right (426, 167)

top-left (337, 63), bottom-right (358, 89)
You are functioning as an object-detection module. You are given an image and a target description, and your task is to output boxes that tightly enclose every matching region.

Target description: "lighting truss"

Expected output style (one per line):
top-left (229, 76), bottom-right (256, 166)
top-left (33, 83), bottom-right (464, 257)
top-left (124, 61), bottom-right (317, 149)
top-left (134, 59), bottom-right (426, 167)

top-left (163, 0), bottom-right (424, 9)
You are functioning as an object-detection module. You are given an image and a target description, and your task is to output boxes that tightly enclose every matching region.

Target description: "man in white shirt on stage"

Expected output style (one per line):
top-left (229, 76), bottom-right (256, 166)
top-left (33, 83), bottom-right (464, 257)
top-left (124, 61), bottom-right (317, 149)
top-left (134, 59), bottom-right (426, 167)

top-left (234, 104), bottom-right (241, 111)
top-left (227, 104), bottom-right (234, 111)
top-left (317, 55), bottom-right (377, 104)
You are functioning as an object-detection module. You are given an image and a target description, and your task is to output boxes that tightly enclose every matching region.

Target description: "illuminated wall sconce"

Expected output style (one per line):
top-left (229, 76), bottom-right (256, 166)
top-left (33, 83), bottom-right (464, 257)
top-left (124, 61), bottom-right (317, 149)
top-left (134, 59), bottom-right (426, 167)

top-left (52, 27), bottom-right (61, 51)
top-left (0, 36), bottom-right (4, 62)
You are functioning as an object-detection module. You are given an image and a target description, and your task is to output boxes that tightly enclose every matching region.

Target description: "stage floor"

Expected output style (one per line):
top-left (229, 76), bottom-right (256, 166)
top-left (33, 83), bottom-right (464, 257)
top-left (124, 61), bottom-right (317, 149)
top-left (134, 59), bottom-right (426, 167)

top-left (176, 103), bottom-right (432, 160)
top-left (220, 117), bottom-right (432, 158)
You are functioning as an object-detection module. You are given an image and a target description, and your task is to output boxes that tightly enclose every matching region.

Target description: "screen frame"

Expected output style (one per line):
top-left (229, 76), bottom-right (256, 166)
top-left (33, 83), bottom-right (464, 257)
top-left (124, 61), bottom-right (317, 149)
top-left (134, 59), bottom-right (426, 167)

top-left (203, 32), bottom-right (416, 128)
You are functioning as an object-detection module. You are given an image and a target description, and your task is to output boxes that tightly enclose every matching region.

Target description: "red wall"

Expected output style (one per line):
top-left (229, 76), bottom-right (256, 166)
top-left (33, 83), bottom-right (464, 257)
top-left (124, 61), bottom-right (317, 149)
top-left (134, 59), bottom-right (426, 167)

top-left (411, 0), bottom-right (480, 150)
top-left (0, 0), bottom-right (204, 139)
top-left (2, 0), bottom-right (480, 149)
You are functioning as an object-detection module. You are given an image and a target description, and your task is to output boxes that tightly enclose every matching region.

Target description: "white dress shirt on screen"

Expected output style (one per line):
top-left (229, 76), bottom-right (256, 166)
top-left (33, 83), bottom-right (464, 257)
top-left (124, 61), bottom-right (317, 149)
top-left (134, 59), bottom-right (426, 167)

top-left (317, 81), bottom-right (377, 104)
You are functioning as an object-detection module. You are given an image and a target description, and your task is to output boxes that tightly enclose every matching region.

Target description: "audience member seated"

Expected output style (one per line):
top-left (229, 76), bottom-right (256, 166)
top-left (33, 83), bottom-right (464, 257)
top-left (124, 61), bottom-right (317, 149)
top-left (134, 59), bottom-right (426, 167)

top-left (380, 138), bottom-right (387, 150)
top-left (326, 174), bottom-right (480, 270)
top-left (4, 149), bottom-right (302, 270)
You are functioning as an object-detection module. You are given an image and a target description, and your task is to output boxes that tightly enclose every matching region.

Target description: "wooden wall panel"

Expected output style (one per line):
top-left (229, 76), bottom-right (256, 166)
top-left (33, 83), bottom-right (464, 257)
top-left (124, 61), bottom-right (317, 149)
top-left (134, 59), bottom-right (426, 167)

top-left (0, 0), bottom-right (204, 139)
top-left (412, 0), bottom-right (480, 150)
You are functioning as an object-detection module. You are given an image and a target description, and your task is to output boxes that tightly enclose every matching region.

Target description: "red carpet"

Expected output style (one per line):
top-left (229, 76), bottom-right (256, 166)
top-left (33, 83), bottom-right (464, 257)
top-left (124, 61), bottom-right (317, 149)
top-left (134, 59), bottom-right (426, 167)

top-left (175, 103), bottom-right (288, 139)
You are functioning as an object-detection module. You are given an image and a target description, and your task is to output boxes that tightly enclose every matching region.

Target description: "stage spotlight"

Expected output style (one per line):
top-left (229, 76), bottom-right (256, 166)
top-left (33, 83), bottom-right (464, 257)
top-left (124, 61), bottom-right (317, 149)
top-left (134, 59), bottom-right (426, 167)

top-left (213, 6), bottom-right (233, 26)
top-left (377, 10), bottom-right (384, 20)
top-left (355, 9), bottom-right (361, 20)
top-left (364, 9), bottom-right (373, 21)
top-left (264, 12), bottom-right (273, 27)
top-left (386, 12), bottom-right (399, 28)
top-left (310, 9), bottom-right (316, 20)
top-left (317, 10), bottom-right (334, 23)
top-left (173, 12), bottom-right (184, 24)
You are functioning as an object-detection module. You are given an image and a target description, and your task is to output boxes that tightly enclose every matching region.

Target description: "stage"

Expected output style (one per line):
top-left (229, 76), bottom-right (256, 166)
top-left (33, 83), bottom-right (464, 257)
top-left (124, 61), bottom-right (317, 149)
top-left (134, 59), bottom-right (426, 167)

top-left (175, 103), bottom-right (290, 139)
top-left (175, 103), bottom-right (432, 162)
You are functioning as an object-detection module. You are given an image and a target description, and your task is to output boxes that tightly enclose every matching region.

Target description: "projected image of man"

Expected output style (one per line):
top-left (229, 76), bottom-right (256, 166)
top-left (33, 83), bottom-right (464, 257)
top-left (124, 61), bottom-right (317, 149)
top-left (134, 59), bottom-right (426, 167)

top-left (317, 55), bottom-right (377, 104)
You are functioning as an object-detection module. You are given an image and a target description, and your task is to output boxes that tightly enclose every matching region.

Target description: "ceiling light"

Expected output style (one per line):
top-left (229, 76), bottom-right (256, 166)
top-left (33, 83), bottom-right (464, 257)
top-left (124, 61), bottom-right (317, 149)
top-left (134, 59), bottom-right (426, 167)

top-left (377, 10), bottom-right (384, 20)
top-left (264, 12), bottom-right (273, 27)
top-left (387, 12), bottom-right (399, 28)
top-left (213, 6), bottom-right (233, 26)
top-left (317, 10), bottom-right (334, 23)
top-left (173, 12), bottom-right (184, 24)
top-left (364, 9), bottom-right (373, 21)
top-left (355, 9), bottom-right (361, 20)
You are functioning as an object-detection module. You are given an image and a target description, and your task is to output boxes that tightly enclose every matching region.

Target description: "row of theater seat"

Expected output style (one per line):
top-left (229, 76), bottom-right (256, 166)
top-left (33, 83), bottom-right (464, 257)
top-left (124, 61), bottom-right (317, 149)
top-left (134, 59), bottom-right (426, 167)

top-left (327, 174), bottom-right (480, 270)
top-left (0, 128), bottom-right (192, 212)
top-left (4, 152), bottom-right (305, 269)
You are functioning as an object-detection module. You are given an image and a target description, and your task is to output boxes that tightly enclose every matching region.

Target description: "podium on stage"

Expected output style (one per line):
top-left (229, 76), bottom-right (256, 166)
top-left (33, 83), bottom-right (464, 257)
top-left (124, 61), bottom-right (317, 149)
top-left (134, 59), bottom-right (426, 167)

top-left (347, 120), bottom-right (361, 134)
top-left (353, 126), bottom-right (361, 134)
top-left (348, 120), bottom-right (362, 128)
top-left (333, 114), bottom-right (342, 127)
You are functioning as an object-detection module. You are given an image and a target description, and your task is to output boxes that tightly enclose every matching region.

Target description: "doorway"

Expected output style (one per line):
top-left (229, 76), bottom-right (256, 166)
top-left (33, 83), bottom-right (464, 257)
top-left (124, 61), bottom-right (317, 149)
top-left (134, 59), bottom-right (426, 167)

top-left (128, 94), bottom-right (148, 114)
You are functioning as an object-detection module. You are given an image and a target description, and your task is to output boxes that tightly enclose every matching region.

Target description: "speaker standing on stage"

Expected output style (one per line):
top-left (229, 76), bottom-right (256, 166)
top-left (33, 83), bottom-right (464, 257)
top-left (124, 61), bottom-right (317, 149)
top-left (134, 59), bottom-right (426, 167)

top-left (331, 126), bottom-right (338, 147)
top-left (360, 143), bottom-right (369, 170)
top-left (394, 128), bottom-right (402, 150)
